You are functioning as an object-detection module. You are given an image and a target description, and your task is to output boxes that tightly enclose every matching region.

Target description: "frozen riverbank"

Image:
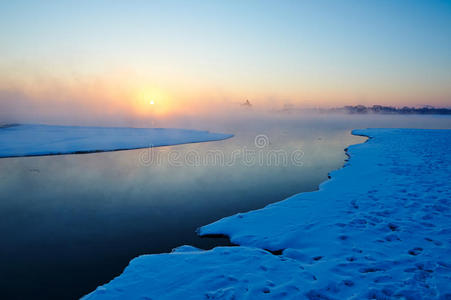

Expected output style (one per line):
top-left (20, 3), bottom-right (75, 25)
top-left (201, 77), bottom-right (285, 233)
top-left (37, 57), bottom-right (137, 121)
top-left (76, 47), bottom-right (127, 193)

top-left (84, 128), bottom-right (451, 299)
top-left (0, 124), bottom-right (233, 158)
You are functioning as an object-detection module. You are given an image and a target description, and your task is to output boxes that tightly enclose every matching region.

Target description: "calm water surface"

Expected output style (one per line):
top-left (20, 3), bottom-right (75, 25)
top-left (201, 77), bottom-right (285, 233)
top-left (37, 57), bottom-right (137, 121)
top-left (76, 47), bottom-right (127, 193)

top-left (1, 115), bottom-right (450, 299)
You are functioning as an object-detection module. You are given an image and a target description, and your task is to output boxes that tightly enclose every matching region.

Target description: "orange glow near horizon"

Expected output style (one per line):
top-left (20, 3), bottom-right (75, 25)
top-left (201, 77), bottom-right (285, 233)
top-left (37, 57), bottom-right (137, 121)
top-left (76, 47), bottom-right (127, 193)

top-left (1, 64), bottom-right (451, 126)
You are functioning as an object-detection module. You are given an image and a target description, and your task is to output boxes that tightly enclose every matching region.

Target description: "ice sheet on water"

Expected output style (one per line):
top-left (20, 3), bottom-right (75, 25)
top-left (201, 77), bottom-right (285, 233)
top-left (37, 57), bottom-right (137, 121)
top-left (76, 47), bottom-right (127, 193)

top-left (0, 124), bottom-right (233, 157)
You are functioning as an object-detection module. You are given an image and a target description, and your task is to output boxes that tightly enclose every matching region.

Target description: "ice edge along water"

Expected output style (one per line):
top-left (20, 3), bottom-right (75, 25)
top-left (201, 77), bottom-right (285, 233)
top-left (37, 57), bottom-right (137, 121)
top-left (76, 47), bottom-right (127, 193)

top-left (82, 128), bottom-right (450, 299)
top-left (0, 124), bottom-right (233, 158)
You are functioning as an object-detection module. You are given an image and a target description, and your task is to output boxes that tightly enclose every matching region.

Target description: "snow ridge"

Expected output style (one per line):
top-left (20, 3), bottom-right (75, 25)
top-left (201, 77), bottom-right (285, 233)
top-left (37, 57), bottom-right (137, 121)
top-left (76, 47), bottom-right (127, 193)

top-left (84, 129), bottom-right (451, 299)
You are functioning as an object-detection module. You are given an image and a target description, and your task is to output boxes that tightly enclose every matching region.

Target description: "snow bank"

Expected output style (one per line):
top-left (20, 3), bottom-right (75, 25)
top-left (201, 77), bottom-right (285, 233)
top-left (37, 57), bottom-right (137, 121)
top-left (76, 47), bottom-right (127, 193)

top-left (0, 124), bottom-right (233, 157)
top-left (85, 129), bottom-right (451, 299)
top-left (83, 246), bottom-right (312, 300)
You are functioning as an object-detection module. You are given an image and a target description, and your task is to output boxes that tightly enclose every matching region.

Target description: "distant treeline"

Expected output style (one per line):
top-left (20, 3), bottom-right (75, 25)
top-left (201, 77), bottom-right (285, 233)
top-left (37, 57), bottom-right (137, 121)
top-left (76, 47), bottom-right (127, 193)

top-left (329, 105), bottom-right (451, 115)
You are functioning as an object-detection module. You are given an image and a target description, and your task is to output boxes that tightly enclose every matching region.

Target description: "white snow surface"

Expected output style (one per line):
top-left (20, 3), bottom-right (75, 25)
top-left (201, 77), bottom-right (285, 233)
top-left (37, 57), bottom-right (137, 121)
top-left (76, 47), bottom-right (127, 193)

top-left (0, 124), bottom-right (233, 157)
top-left (85, 128), bottom-right (451, 299)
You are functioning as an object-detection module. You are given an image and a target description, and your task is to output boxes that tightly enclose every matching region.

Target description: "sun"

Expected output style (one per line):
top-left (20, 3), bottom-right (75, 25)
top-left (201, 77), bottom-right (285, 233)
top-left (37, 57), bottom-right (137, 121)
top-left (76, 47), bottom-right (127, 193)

top-left (133, 87), bottom-right (174, 116)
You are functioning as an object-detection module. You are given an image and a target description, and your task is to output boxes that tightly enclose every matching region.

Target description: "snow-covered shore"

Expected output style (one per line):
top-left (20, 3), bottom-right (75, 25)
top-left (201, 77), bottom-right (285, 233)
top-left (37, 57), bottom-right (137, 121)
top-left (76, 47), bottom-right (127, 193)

top-left (85, 128), bottom-right (451, 299)
top-left (0, 124), bottom-right (233, 158)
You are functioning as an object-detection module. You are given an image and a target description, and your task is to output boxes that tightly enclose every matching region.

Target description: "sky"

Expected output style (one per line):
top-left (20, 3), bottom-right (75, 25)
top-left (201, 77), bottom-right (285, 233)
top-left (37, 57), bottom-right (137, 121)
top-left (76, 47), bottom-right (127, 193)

top-left (1, 0), bottom-right (451, 124)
